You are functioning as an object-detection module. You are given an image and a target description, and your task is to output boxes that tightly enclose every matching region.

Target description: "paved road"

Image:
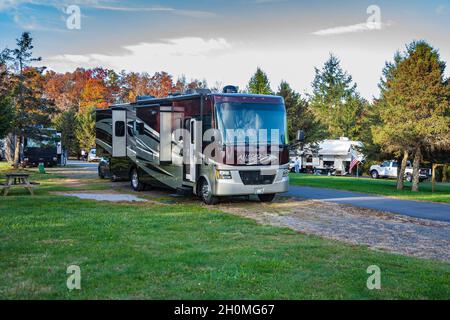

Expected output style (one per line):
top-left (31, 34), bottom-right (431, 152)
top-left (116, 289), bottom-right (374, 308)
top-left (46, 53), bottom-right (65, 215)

top-left (285, 185), bottom-right (450, 222)
top-left (66, 160), bottom-right (98, 169)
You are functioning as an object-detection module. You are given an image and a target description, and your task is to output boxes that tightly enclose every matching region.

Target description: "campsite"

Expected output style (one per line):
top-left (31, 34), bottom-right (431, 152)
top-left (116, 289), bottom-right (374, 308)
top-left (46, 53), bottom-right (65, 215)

top-left (0, 0), bottom-right (449, 306)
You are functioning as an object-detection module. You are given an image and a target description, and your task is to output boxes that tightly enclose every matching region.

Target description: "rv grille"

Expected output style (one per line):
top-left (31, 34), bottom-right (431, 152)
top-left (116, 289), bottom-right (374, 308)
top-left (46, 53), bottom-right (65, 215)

top-left (239, 171), bottom-right (275, 185)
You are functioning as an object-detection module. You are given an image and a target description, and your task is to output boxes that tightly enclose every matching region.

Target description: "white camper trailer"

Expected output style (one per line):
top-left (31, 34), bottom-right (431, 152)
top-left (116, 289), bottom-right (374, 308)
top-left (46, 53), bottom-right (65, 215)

top-left (299, 138), bottom-right (364, 175)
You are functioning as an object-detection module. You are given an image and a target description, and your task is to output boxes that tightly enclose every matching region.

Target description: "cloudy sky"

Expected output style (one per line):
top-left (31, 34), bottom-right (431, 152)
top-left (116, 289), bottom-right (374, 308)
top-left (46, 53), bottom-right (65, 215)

top-left (1, 0), bottom-right (449, 100)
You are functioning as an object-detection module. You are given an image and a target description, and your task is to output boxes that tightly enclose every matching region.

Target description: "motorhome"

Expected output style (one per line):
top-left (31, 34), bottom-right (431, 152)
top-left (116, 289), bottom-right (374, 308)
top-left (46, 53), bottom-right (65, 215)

top-left (96, 87), bottom-right (290, 204)
top-left (22, 128), bottom-right (62, 167)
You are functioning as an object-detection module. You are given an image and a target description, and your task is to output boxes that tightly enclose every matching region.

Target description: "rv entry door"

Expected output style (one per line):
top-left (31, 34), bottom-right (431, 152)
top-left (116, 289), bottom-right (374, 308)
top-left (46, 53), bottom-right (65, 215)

top-left (112, 109), bottom-right (127, 157)
top-left (187, 118), bottom-right (198, 182)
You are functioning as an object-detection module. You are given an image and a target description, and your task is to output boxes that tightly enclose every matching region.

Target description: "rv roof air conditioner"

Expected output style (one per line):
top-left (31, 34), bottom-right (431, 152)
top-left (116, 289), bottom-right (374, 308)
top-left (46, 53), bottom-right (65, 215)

top-left (222, 85), bottom-right (238, 94)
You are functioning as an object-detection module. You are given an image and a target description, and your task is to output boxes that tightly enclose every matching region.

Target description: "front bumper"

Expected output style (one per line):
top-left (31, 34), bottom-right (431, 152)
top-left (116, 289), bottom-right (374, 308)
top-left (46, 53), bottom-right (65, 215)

top-left (212, 168), bottom-right (289, 196)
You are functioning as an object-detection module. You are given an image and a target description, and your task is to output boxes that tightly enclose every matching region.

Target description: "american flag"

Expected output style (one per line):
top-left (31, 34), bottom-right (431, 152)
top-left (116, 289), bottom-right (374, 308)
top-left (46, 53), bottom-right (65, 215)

top-left (349, 149), bottom-right (360, 172)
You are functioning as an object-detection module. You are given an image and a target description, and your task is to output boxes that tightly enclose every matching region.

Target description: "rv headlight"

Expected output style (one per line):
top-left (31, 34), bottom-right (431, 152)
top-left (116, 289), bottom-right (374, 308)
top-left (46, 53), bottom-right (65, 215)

top-left (282, 169), bottom-right (289, 177)
top-left (53, 157), bottom-right (58, 161)
top-left (216, 170), bottom-right (232, 180)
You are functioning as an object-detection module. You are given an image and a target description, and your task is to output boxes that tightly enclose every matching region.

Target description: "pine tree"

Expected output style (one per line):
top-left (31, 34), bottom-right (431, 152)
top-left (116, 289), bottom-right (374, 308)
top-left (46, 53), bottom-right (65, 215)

top-left (75, 106), bottom-right (96, 151)
top-left (277, 81), bottom-right (325, 144)
top-left (373, 41), bottom-right (450, 192)
top-left (247, 67), bottom-right (273, 95)
top-left (53, 109), bottom-right (80, 156)
top-left (309, 54), bottom-right (366, 140)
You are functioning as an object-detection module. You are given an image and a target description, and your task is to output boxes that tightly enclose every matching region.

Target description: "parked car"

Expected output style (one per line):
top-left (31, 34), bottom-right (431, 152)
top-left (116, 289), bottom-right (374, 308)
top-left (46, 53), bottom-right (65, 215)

top-left (88, 148), bottom-right (100, 162)
top-left (369, 160), bottom-right (428, 182)
top-left (98, 157), bottom-right (110, 179)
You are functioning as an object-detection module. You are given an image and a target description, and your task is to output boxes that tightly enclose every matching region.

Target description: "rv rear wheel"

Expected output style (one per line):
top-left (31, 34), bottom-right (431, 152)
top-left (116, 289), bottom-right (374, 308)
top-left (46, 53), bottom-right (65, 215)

top-left (258, 194), bottom-right (276, 203)
top-left (200, 179), bottom-right (219, 205)
top-left (131, 168), bottom-right (145, 191)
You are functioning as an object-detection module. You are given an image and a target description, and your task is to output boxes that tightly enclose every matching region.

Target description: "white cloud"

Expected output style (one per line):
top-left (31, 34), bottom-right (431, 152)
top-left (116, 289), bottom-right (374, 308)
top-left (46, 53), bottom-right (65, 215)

top-left (91, 4), bottom-right (217, 18)
top-left (312, 22), bottom-right (390, 36)
top-left (0, 0), bottom-right (217, 18)
top-left (45, 37), bottom-right (233, 72)
top-left (43, 37), bottom-right (394, 101)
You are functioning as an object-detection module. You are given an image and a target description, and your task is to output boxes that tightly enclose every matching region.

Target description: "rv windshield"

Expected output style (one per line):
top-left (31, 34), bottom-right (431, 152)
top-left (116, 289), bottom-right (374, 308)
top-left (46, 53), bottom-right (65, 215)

top-left (215, 102), bottom-right (287, 145)
top-left (25, 131), bottom-right (58, 149)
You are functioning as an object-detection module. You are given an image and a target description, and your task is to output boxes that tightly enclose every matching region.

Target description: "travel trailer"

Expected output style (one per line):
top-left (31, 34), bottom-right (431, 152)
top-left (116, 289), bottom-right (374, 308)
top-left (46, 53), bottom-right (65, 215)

top-left (297, 138), bottom-right (364, 175)
top-left (96, 87), bottom-right (290, 204)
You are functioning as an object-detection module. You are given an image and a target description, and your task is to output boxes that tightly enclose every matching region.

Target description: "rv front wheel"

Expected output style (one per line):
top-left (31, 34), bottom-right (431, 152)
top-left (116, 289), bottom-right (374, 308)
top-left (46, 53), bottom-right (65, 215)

top-left (131, 168), bottom-right (145, 191)
top-left (258, 194), bottom-right (276, 203)
top-left (200, 179), bottom-right (219, 205)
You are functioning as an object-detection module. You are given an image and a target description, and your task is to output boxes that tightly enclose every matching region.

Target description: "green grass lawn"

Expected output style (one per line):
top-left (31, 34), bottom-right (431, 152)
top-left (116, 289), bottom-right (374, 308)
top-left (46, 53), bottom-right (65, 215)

top-left (1, 161), bottom-right (449, 299)
top-left (1, 194), bottom-right (449, 299)
top-left (290, 174), bottom-right (450, 204)
top-left (0, 161), bottom-right (108, 194)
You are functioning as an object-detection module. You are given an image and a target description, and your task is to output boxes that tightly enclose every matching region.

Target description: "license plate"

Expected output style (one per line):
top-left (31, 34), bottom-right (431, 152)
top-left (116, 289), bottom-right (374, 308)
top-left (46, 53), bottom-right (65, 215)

top-left (255, 188), bottom-right (265, 194)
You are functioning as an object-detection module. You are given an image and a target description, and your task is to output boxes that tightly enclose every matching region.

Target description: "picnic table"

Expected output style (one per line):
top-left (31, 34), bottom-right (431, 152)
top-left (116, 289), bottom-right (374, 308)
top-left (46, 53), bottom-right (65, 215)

top-left (2, 173), bottom-right (36, 196)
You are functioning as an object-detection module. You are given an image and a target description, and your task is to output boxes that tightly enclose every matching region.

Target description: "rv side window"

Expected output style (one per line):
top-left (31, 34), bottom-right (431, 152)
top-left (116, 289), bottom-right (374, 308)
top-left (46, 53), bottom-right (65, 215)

top-left (134, 122), bottom-right (144, 135)
top-left (191, 124), bottom-right (195, 144)
top-left (115, 121), bottom-right (125, 137)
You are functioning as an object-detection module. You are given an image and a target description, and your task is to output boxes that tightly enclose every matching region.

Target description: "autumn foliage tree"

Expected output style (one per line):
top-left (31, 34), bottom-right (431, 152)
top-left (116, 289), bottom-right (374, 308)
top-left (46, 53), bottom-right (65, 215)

top-left (0, 62), bottom-right (14, 139)
top-left (1, 32), bottom-right (55, 167)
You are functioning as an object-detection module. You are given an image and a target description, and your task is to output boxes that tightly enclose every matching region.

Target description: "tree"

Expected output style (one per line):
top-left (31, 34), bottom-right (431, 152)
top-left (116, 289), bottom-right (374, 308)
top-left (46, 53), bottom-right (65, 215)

top-left (309, 54), bottom-right (366, 140)
top-left (75, 107), bottom-right (96, 151)
top-left (277, 81), bottom-right (325, 144)
top-left (53, 109), bottom-right (79, 156)
top-left (247, 67), bottom-right (273, 95)
top-left (148, 71), bottom-right (174, 97)
top-left (0, 95), bottom-right (14, 139)
top-left (1, 32), bottom-right (55, 167)
top-left (187, 78), bottom-right (208, 91)
top-left (373, 41), bottom-right (450, 192)
top-left (80, 78), bottom-right (109, 111)
top-left (0, 63), bottom-right (14, 139)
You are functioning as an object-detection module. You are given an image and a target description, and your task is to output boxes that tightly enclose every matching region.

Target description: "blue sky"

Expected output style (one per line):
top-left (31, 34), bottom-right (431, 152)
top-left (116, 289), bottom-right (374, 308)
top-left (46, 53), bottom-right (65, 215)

top-left (1, 0), bottom-right (449, 99)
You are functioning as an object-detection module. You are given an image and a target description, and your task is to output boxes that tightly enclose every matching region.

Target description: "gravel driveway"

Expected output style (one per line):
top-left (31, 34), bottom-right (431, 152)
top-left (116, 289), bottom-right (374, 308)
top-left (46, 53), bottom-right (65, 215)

top-left (220, 198), bottom-right (450, 262)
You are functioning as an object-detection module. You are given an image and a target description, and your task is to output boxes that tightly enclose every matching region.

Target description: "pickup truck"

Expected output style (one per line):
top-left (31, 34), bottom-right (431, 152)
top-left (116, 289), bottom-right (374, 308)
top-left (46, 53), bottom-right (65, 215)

top-left (370, 160), bottom-right (429, 182)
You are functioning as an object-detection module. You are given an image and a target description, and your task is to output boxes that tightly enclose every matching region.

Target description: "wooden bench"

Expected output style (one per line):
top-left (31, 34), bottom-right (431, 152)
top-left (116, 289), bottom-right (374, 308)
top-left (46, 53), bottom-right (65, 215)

top-left (2, 173), bottom-right (38, 196)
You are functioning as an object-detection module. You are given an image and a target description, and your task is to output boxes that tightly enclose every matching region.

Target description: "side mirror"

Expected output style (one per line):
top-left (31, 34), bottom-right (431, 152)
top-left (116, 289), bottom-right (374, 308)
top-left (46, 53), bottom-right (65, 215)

top-left (296, 130), bottom-right (305, 142)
